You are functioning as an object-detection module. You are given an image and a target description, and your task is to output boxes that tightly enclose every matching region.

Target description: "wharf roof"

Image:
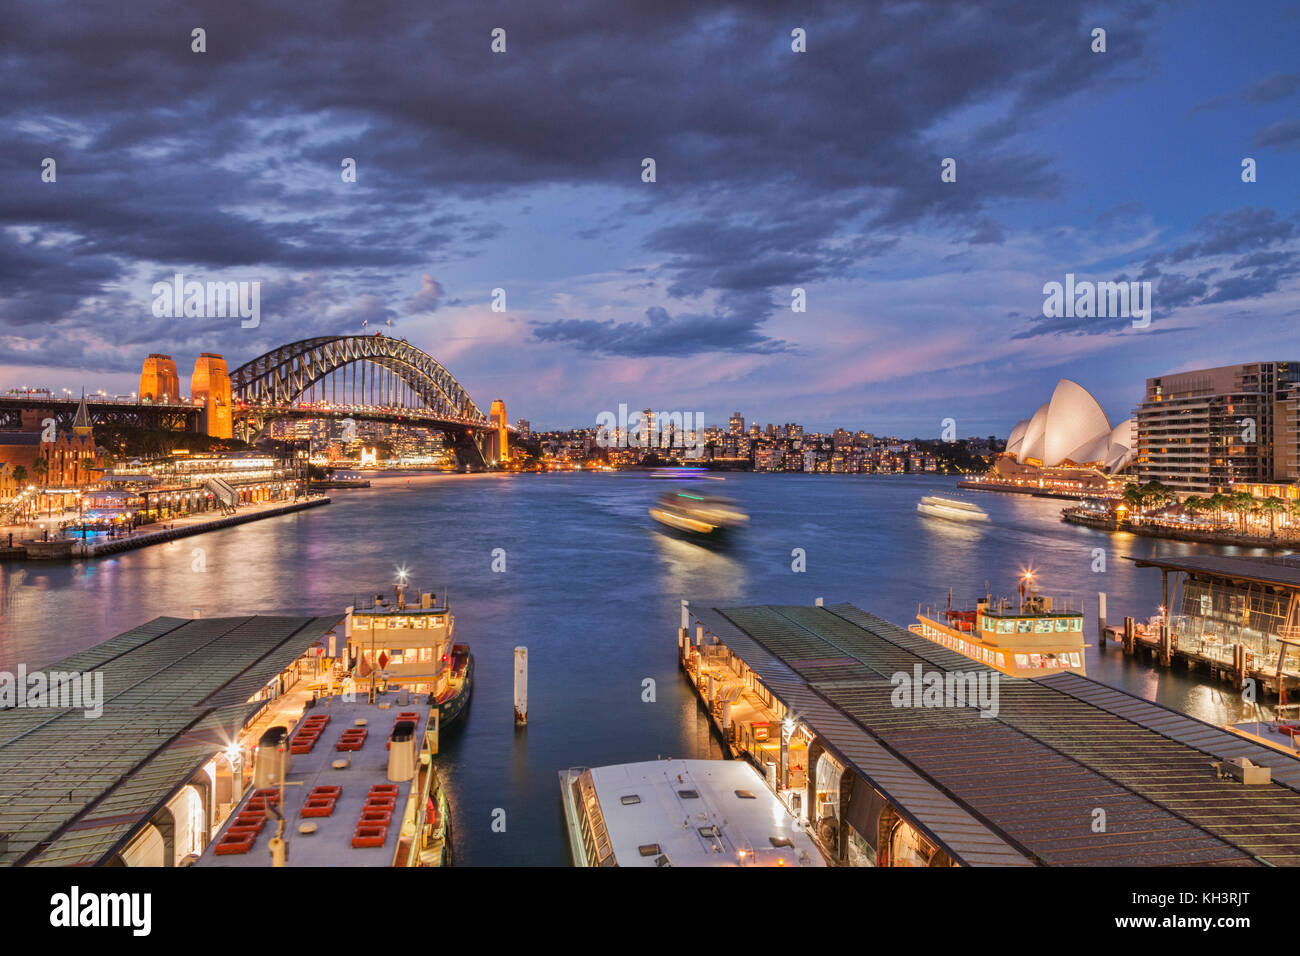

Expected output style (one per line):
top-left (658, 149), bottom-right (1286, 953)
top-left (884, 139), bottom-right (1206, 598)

top-left (198, 694), bottom-right (431, 868)
top-left (1129, 553), bottom-right (1300, 590)
top-left (0, 613), bottom-right (341, 867)
top-left (690, 602), bottom-right (1300, 866)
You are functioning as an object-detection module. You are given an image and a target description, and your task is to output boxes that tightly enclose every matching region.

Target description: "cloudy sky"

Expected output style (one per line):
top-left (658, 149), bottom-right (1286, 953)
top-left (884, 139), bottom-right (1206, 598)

top-left (2, 0), bottom-right (1297, 435)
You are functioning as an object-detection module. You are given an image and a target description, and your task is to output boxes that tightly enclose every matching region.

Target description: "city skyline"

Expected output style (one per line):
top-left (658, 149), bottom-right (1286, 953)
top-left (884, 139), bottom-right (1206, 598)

top-left (3, 1), bottom-right (1298, 435)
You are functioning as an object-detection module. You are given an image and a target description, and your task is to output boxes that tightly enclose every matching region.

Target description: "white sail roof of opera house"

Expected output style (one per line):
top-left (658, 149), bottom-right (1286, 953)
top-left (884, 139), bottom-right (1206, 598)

top-left (1003, 379), bottom-right (1135, 473)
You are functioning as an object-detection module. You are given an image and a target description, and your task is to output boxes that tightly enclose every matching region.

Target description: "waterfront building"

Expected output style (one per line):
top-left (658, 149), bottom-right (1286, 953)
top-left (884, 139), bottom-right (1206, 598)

top-left (1003, 379), bottom-right (1136, 474)
top-left (0, 613), bottom-right (341, 866)
top-left (1135, 361), bottom-right (1299, 494)
top-left (1273, 385), bottom-right (1300, 483)
top-left (681, 600), bottom-right (1300, 866)
top-left (728, 411), bottom-right (744, 437)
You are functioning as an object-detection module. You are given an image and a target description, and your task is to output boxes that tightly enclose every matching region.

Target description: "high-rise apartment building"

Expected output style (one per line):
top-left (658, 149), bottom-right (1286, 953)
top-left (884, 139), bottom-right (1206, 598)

top-left (728, 412), bottom-right (744, 437)
top-left (1135, 362), bottom-right (1299, 493)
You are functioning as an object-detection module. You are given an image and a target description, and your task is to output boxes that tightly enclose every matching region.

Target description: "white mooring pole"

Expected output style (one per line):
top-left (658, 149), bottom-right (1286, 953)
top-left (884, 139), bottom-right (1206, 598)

top-left (514, 646), bottom-right (528, 726)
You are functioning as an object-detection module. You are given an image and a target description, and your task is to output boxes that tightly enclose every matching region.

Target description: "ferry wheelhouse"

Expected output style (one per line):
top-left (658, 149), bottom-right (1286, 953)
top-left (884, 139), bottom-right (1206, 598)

top-left (346, 583), bottom-right (473, 727)
top-left (913, 573), bottom-right (1087, 677)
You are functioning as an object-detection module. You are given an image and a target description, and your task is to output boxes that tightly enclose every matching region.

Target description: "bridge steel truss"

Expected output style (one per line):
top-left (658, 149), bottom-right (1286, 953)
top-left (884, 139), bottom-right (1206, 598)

top-left (228, 335), bottom-right (487, 423)
top-left (0, 398), bottom-right (199, 433)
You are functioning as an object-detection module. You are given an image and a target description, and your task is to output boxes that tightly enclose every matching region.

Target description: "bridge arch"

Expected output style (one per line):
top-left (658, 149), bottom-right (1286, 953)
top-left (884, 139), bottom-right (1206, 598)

top-left (228, 335), bottom-right (485, 421)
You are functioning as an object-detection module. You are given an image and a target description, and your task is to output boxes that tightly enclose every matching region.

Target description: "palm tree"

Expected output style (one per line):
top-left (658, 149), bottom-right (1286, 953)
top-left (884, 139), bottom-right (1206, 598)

top-left (1230, 491), bottom-right (1255, 534)
top-left (1259, 496), bottom-right (1284, 538)
top-left (1206, 492), bottom-right (1228, 528)
top-left (1183, 495), bottom-right (1204, 522)
top-left (32, 456), bottom-right (48, 487)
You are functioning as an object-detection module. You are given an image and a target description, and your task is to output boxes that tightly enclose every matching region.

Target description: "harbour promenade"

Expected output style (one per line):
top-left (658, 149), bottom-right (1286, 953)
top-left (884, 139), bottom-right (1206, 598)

top-left (0, 495), bottom-right (329, 560)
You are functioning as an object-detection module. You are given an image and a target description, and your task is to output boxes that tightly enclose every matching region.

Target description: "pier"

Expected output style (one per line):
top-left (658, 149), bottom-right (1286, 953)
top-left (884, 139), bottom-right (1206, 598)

top-left (678, 600), bottom-right (1300, 866)
top-left (0, 612), bottom-right (343, 866)
top-left (1104, 554), bottom-right (1300, 702)
top-left (3, 495), bottom-right (329, 561)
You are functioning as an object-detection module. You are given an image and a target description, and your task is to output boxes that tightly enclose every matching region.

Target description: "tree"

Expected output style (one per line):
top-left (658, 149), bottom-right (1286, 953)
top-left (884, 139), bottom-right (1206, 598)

top-left (1182, 495), bottom-right (1204, 521)
top-left (1230, 491), bottom-right (1255, 534)
top-left (1259, 496), bottom-right (1284, 538)
top-left (32, 455), bottom-right (48, 487)
top-left (11, 465), bottom-right (27, 486)
top-left (1123, 482), bottom-right (1144, 512)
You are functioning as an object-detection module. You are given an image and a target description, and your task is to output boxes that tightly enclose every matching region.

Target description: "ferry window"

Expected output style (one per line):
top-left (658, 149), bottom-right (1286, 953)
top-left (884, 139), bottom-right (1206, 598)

top-left (1017, 620), bottom-right (1032, 634)
top-left (1014, 654), bottom-right (1029, 668)
top-left (1055, 618), bottom-right (1070, 632)
top-left (1035, 619), bottom-right (1053, 634)
top-left (678, 790), bottom-right (700, 799)
top-left (638, 844), bottom-right (661, 857)
top-left (1071, 619), bottom-right (1082, 632)
top-left (997, 620), bottom-right (1013, 634)
top-left (769, 837), bottom-right (793, 847)
top-left (620, 795), bottom-right (641, 805)
top-left (734, 790), bottom-right (756, 799)
top-left (374, 619), bottom-right (387, 629)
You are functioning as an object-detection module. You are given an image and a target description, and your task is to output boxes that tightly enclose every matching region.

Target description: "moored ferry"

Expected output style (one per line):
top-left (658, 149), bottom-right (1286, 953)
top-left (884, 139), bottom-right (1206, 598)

top-left (558, 759), bottom-right (823, 867)
top-left (916, 495), bottom-right (988, 522)
top-left (912, 572), bottom-right (1087, 677)
top-left (346, 581), bottom-right (473, 728)
top-left (197, 690), bottom-right (452, 867)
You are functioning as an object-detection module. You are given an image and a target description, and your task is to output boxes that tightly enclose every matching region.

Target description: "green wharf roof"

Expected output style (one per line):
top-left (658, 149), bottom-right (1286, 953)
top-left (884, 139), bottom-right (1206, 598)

top-left (689, 602), bottom-right (1300, 867)
top-left (0, 613), bottom-right (341, 867)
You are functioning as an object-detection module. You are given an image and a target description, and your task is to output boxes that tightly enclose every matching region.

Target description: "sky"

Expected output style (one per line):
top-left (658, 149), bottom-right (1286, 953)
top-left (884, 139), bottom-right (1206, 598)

top-left (2, 0), bottom-right (1298, 436)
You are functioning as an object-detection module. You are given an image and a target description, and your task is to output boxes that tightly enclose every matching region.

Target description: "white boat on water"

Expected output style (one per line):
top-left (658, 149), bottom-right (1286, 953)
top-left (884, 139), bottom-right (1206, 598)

top-left (917, 495), bottom-right (988, 522)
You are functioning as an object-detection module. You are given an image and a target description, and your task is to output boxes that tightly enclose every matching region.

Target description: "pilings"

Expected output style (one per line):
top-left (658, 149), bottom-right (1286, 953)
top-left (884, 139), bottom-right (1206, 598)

top-left (1097, 592), bottom-right (1107, 649)
top-left (513, 646), bottom-right (528, 726)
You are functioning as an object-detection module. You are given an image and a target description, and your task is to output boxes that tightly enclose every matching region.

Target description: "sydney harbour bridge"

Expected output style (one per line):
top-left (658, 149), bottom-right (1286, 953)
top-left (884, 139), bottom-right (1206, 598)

top-left (0, 334), bottom-right (513, 468)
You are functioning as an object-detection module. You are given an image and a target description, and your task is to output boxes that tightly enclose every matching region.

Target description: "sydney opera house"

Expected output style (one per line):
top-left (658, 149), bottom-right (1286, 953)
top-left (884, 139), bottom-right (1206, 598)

top-left (986, 379), bottom-right (1135, 493)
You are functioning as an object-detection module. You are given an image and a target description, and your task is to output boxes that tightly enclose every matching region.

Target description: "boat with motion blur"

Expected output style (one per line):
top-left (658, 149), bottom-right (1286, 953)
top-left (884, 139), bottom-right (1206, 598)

top-left (649, 489), bottom-right (748, 539)
top-left (916, 495), bottom-right (988, 522)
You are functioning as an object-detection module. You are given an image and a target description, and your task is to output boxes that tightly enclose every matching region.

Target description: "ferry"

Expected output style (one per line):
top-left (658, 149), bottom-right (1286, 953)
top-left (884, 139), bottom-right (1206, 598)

top-left (558, 759), bottom-right (823, 867)
top-left (347, 582), bottom-right (473, 728)
top-left (916, 495), bottom-right (988, 522)
top-left (649, 490), bottom-right (749, 539)
top-left (196, 690), bottom-right (452, 867)
top-left (912, 572), bottom-right (1087, 677)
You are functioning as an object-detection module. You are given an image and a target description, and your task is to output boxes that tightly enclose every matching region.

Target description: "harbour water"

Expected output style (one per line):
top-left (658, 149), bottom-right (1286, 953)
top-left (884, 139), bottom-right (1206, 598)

top-left (0, 473), bottom-right (1285, 864)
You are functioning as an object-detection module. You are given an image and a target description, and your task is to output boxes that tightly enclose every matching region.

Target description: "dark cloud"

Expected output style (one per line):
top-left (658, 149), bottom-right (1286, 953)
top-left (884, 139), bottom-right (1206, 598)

top-left (1253, 119), bottom-right (1300, 150)
top-left (1015, 206), bottom-right (1298, 338)
top-left (0, 0), bottom-right (1163, 364)
top-left (531, 303), bottom-right (793, 357)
